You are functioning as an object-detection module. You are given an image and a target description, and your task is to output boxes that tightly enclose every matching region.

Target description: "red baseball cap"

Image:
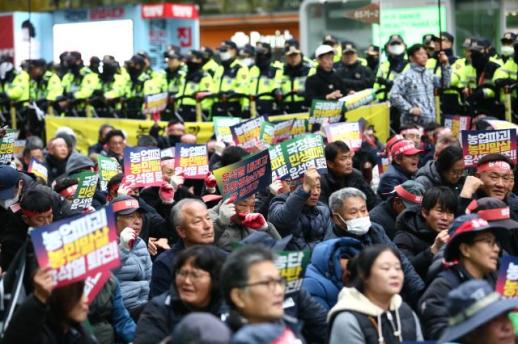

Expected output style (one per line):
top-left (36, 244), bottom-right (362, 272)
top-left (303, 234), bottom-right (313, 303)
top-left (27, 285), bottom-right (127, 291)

top-left (390, 140), bottom-right (423, 157)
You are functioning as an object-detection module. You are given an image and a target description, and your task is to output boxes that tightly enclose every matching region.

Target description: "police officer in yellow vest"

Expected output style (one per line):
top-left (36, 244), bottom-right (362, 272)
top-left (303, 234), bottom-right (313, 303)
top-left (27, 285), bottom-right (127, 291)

top-left (3, 61), bottom-right (29, 103)
top-left (499, 32), bottom-right (516, 64)
top-left (280, 41), bottom-right (312, 114)
top-left (212, 40), bottom-right (249, 117)
top-left (248, 42), bottom-right (283, 116)
top-left (494, 37), bottom-right (518, 117)
top-left (28, 59), bottom-right (63, 104)
top-left (162, 47), bottom-right (186, 97)
top-left (175, 49), bottom-right (214, 122)
top-left (61, 51), bottom-right (100, 100)
top-left (374, 34), bottom-right (409, 101)
top-left (365, 45), bottom-right (380, 74)
top-left (201, 46), bottom-right (219, 78)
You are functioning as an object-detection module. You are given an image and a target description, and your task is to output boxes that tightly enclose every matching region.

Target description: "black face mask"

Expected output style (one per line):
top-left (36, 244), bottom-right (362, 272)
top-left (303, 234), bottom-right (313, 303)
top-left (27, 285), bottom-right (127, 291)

top-left (186, 61), bottom-right (202, 73)
top-left (366, 55), bottom-right (378, 70)
top-left (70, 63), bottom-right (80, 75)
top-left (168, 135), bottom-right (182, 145)
top-left (256, 53), bottom-right (271, 68)
top-left (128, 67), bottom-right (142, 81)
top-left (471, 51), bottom-right (488, 70)
top-left (101, 64), bottom-right (117, 82)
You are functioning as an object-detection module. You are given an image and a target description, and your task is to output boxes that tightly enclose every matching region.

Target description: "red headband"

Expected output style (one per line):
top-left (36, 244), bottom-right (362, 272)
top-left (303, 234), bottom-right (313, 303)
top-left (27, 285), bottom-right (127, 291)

top-left (477, 207), bottom-right (510, 221)
top-left (22, 207), bottom-right (52, 218)
top-left (59, 184), bottom-right (78, 199)
top-left (112, 199), bottom-right (139, 213)
top-left (450, 218), bottom-right (489, 239)
top-left (477, 161), bottom-right (512, 173)
top-left (394, 185), bottom-right (423, 204)
top-left (466, 200), bottom-right (478, 214)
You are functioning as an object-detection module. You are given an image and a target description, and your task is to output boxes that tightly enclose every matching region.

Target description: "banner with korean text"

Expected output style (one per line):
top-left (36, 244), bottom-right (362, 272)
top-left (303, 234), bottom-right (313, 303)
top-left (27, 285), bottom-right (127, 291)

top-left (461, 129), bottom-right (517, 167)
top-left (174, 144), bottom-right (209, 179)
top-left (123, 147), bottom-right (163, 187)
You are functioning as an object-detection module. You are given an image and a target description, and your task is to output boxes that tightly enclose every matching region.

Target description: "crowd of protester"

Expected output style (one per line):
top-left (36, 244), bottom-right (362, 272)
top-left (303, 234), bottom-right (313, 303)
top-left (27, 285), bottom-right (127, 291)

top-left (0, 31), bottom-right (518, 344)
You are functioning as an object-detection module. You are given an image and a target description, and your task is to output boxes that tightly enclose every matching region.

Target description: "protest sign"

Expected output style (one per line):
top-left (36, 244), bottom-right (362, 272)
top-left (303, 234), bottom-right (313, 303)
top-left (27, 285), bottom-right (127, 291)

top-left (339, 88), bottom-right (375, 111)
top-left (174, 144), bottom-right (209, 179)
top-left (260, 122), bottom-right (275, 146)
top-left (345, 102), bottom-right (390, 144)
top-left (444, 115), bottom-right (471, 139)
top-left (28, 158), bottom-right (48, 183)
top-left (269, 133), bottom-right (327, 180)
top-left (160, 147), bottom-right (175, 159)
top-left (71, 171), bottom-right (99, 210)
top-left (123, 147), bottom-right (163, 187)
top-left (143, 92), bottom-right (168, 115)
top-left (230, 116), bottom-right (266, 152)
top-left (213, 149), bottom-right (271, 201)
top-left (484, 119), bottom-right (518, 130)
top-left (14, 139), bottom-right (26, 158)
top-left (0, 129), bottom-right (17, 165)
top-left (290, 119), bottom-right (309, 137)
top-left (97, 155), bottom-right (121, 192)
top-left (30, 207), bottom-right (120, 288)
top-left (213, 116), bottom-right (241, 143)
top-left (496, 256), bottom-right (518, 297)
top-left (309, 100), bottom-right (343, 125)
top-left (461, 129), bottom-right (517, 167)
top-left (324, 122), bottom-right (362, 151)
top-left (273, 120), bottom-right (294, 143)
top-left (275, 250), bottom-right (311, 295)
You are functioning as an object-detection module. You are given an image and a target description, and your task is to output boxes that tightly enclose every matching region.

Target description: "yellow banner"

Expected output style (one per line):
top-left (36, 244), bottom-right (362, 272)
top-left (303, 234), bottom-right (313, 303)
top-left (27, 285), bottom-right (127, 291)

top-left (45, 105), bottom-right (388, 155)
top-left (345, 102), bottom-right (390, 144)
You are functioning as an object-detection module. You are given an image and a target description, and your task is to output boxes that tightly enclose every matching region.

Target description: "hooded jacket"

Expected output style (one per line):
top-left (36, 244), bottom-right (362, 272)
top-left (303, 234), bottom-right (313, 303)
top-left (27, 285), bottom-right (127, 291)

top-left (415, 160), bottom-right (463, 196)
top-left (301, 237), bottom-right (362, 310)
top-left (369, 199), bottom-right (399, 239)
top-left (268, 186), bottom-right (331, 251)
top-left (393, 207), bottom-right (436, 279)
top-left (328, 287), bottom-right (422, 344)
top-left (377, 164), bottom-right (413, 199)
top-left (326, 222), bottom-right (426, 307)
top-left (65, 152), bottom-right (95, 176)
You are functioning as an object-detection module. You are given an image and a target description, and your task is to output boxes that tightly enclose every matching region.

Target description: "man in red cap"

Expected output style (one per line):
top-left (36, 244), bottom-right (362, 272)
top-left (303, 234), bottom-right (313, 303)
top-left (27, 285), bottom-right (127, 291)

top-left (460, 154), bottom-right (518, 220)
top-left (378, 139), bottom-right (423, 198)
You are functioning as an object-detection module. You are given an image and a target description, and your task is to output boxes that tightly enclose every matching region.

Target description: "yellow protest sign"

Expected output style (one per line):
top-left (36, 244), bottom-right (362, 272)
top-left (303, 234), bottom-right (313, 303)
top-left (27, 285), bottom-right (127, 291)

top-left (345, 102), bottom-right (390, 143)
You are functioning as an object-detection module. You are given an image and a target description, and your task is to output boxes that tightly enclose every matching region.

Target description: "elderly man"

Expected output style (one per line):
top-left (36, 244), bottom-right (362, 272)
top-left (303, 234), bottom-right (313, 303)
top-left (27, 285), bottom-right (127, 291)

top-left (103, 129), bottom-right (126, 165)
top-left (327, 187), bottom-right (425, 305)
top-left (150, 198), bottom-right (215, 297)
top-left (268, 168), bottom-right (331, 250)
top-left (459, 154), bottom-right (518, 220)
top-left (221, 245), bottom-right (303, 340)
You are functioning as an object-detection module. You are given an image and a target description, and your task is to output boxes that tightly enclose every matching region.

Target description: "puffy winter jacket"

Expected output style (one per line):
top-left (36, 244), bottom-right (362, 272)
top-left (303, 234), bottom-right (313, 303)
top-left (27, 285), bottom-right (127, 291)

top-left (319, 168), bottom-right (379, 210)
top-left (268, 186), bottom-right (331, 251)
top-left (369, 199), bottom-right (399, 239)
top-left (418, 264), bottom-right (496, 340)
top-left (377, 164), bottom-right (413, 199)
top-left (134, 288), bottom-right (227, 344)
top-left (326, 222), bottom-right (426, 307)
top-left (328, 287), bottom-right (423, 344)
top-left (301, 237), bottom-right (362, 311)
top-left (114, 237), bottom-right (152, 311)
top-left (393, 207), bottom-right (437, 279)
top-left (210, 201), bottom-right (281, 252)
top-left (415, 160), bottom-right (464, 196)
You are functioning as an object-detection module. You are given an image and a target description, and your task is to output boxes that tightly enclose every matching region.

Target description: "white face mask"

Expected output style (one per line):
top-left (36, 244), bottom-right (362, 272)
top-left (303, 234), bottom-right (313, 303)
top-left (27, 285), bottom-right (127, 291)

top-left (344, 216), bottom-right (371, 236)
top-left (241, 57), bottom-right (254, 67)
top-left (502, 45), bottom-right (514, 57)
top-left (219, 51), bottom-right (232, 62)
top-left (388, 44), bottom-right (405, 56)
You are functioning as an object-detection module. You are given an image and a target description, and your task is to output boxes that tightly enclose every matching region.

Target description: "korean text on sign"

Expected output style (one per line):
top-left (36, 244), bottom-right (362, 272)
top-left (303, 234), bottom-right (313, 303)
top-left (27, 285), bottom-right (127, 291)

top-left (71, 171), bottom-right (99, 210)
top-left (123, 147), bottom-right (163, 187)
top-left (461, 129), bottom-right (517, 167)
top-left (230, 116), bottom-right (266, 151)
top-left (174, 144), bottom-right (209, 179)
top-left (30, 207), bottom-right (120, 287)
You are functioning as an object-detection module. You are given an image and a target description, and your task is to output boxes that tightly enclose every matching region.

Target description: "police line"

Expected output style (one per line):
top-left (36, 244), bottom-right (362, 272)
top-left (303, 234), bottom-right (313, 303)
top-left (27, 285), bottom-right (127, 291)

top-left (45, 102), bottom-right (390, 155)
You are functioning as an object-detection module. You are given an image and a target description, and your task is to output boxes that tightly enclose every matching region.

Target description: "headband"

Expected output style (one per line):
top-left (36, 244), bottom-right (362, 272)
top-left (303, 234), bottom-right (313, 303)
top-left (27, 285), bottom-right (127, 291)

top-left (58, 184), bottom-right (78, 199)
top-left (477, 161), bottom-right (512, 173)
top-left (394, 184), bottom-right (423, 204)
top-left (22, 207), bottom-right (52, 218)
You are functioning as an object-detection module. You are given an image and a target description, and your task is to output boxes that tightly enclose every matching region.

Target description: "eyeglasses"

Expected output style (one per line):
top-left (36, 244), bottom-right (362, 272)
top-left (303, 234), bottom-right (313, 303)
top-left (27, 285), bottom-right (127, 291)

top-left (447, 169), bottom-right (465, 177)
top-left (239, 277), bottom-right (287, 291)
top-left (472, 237), bottom-right (499, 248)
top-left (176, 269), bottom-right (210, 282)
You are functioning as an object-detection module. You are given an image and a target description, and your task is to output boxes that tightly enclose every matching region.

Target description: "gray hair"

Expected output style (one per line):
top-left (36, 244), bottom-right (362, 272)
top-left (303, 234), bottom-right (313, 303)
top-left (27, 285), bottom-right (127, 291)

top-left (170, 198), bottom-right (207, 228)
top-left (328, 187), bottom-right (367, 213)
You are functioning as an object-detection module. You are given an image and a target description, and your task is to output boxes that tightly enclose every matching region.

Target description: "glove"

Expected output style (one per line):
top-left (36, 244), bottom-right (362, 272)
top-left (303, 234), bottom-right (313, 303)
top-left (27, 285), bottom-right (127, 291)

top-left (242, 213), bottom-right (268, 230)
top-left (159, 181), bottom-right (175, 204)
top-left (269, 179), bottom-right (284, 196)
top-left (214, 141), bottom-right (226, 156)
top-left (205, 173), bottom-right (217, 193)
top-left (169, 173), bottom-right (185, 190)
top-left (218, 197), bottom-right (236, 225)
top-left (119, 227), bottom-right (136, 250)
